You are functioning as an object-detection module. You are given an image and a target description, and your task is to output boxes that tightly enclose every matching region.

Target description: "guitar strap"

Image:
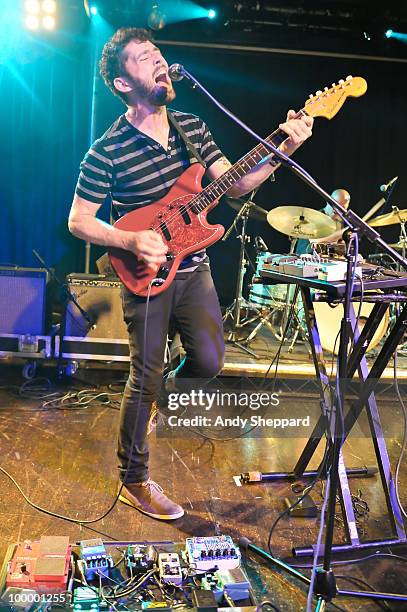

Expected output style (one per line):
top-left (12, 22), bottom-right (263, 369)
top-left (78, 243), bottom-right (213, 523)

top-left (167, 110), bottom-right (207, 169)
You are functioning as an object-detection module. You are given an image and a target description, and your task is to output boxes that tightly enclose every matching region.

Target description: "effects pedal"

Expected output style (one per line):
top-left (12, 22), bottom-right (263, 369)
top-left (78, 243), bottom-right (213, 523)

top-left (126, 544), bottom-right (156, 575)
top-left (185, 535), bottom-right (240, 571)
top-left (79, 538), bottom-right (113, 581)
top-left (158, 552), bottom-right (182, 586)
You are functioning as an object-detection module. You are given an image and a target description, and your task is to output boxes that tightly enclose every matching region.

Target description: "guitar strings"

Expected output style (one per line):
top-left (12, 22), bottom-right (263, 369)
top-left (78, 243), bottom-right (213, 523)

top-left (149, 122), bottom-right (291, 236)
top-left (149, 104), bottom-right (314, 236)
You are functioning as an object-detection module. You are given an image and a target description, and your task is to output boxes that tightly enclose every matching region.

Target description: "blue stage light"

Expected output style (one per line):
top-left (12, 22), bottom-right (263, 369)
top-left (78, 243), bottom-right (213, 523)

top-left (385, 29), bottom-right (393, 38)
top-left (90, 5), bottom-right (98, 16)
top-left (208, 9), bottom-right (216, 19)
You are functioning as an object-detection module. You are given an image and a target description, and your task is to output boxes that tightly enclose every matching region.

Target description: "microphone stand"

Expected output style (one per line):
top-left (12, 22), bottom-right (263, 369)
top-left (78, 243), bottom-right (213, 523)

top-left (173, 65), bottom-right (407, 271)
top-left (173, 67), bottom-right (407, 608)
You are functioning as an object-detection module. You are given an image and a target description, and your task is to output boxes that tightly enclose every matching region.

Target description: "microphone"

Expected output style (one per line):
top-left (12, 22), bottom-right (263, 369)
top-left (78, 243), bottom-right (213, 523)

top-left (380, 176), bottom-right (398, 193)
top-left (254, 236), bottom-right (268, 252)
top-left (168, 63), bottom-right (185, 82)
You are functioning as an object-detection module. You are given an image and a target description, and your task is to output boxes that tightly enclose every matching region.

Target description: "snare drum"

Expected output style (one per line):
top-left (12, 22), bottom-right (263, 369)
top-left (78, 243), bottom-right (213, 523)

top-left (314, 302), bottom-right (389, 354)
top-left (250, 251), bottom-right (296, 308)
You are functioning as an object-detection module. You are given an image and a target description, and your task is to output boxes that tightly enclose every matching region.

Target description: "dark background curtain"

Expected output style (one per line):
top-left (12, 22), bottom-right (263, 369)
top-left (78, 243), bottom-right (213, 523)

top-left (0, 28), bottom-right (405, 305)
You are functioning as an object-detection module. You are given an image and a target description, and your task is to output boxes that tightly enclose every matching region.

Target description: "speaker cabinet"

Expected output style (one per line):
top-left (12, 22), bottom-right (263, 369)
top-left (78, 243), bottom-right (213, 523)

top-left (61, 274), bottom-right (129, 362)
top-left (0, 267), bottom-right (49, 335)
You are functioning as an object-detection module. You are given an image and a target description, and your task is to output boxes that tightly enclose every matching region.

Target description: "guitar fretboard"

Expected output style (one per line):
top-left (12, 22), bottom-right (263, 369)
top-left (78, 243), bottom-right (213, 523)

top-left (190, 110), bottom-right (305, 212)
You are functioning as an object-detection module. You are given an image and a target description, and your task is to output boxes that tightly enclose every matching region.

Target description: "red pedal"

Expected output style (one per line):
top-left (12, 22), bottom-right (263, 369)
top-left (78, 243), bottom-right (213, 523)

top-left (6, 536), bottom-right (71, 592)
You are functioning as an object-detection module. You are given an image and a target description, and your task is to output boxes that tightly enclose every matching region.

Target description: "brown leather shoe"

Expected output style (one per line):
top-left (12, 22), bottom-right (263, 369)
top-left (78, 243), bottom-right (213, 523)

top-left (118, 480), bottom-right (184, 520)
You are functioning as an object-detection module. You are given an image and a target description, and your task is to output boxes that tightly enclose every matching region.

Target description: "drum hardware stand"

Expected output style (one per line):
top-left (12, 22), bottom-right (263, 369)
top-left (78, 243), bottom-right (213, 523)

top-left (390, 208), bottom-right (407, 355)
top-left (240, 285), bottom-right (305, 353)
top-left (239, 235), bottom-right (308, 351)
top-left (222, 190), bottom-right (266, 358)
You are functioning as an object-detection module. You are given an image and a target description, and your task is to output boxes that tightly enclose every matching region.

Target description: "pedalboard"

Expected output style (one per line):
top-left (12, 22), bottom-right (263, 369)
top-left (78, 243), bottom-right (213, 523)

top-left (1, 535), bottom-right (256, 610)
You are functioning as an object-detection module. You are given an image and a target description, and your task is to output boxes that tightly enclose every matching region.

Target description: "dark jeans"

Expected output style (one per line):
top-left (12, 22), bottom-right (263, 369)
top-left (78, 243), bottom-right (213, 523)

top-left (118, 268), bottom-right (225, 484)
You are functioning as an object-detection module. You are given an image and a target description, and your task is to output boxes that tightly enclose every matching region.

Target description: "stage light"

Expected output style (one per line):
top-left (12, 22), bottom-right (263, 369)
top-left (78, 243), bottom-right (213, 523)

top-left (42, 15), bottom-right (55, 30)
top-left (90, 6), bottom-right (98, 16)
top-left (24, 0), bottom-right (58, 31)
top-left (25, 0), bottom-right (41, 14)
top-left (385, 29), bottom-right (407, 43)
top-left (25, 14), bottom-right (39, 29)
top-left (148, 4), bottom-right (166, 30)
top-left (208, 8), bottom-right (216, 19)
top-left (42, 0), bottom-right (56, 13)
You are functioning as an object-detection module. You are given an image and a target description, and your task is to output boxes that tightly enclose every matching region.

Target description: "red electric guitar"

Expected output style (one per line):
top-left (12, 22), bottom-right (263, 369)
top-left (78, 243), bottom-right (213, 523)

top-left (108, 76), bottom-right (367, 296)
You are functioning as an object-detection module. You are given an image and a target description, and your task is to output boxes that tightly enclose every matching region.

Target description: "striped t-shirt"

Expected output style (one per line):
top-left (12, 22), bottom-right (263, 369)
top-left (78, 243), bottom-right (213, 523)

top-left (75, 109), bottom-right (224, 272)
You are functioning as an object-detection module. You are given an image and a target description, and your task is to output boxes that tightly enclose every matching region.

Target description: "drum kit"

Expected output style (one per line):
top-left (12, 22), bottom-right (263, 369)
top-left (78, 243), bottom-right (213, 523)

top-left (223, 195), bottom-right (407, 357)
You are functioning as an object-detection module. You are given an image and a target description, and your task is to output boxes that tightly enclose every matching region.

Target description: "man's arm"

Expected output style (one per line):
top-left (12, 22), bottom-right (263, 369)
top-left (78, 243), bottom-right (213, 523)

top-left (68, 194), bottom-right (168, 269)
top-left (206, 111), bottom-right (313, 197)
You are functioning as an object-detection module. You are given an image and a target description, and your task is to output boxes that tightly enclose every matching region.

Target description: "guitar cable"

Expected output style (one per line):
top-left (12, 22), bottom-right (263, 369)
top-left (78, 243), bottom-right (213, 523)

top-left (0, 282), bottom-right (155, 528)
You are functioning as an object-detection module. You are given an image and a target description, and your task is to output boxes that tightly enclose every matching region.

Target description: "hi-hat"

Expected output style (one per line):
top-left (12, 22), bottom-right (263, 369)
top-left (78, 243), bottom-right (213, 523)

top-left (369, 209), bottom-right (407, 227)
top-left (267, 206), bottom-right (336, 239)
top-left (225, 197), bottom-right (267, 221)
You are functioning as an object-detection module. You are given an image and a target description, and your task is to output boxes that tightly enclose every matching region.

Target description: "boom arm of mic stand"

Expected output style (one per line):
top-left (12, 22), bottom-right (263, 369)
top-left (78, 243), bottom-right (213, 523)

top-left (177, 67), bottom-right (407, 270)
top-left (178, 68), bottom-right (316, 184)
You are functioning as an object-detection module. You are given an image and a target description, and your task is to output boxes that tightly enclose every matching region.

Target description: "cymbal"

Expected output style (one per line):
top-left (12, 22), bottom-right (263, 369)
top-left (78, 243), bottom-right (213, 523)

top-left (267, 206), bottom-right (336, 239)
top-left (389, 239), bottom-right (407, 250)
top-left (369, 209), bottom-right (407, 227)
top-left (225, 197), bottom-right (267, 221)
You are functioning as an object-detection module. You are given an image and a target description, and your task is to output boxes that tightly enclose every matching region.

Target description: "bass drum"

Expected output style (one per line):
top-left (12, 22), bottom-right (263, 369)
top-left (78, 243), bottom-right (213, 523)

top-left (313, 301), bottom-right (389, 355)
top-left (249, 251), bottom-right (296, 308)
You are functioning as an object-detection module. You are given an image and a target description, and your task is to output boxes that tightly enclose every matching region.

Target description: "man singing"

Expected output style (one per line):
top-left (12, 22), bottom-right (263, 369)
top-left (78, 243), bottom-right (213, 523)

top-left (68, 28), bottom-right (313, 520)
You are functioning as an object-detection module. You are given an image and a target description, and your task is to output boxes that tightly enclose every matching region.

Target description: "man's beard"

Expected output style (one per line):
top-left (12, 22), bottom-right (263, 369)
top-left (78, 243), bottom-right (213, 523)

top-left (129, 75), bottom-right (176, 106)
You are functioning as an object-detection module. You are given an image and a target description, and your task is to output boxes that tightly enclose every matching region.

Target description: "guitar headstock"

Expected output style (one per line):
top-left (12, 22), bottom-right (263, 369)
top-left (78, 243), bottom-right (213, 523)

top-left (304, 76), bottom-right (367, 119)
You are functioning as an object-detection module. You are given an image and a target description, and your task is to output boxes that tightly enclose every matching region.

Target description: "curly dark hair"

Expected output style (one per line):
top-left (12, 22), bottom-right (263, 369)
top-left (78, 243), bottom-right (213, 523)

top-left (99, 28), bottom-right (153, 102)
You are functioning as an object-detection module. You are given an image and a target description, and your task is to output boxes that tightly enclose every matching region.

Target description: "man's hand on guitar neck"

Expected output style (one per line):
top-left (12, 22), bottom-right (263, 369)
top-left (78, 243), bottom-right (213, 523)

top-left (208, 109), bottom-right (313, 198)
top-left (278, 109), bottom-right (314, 157)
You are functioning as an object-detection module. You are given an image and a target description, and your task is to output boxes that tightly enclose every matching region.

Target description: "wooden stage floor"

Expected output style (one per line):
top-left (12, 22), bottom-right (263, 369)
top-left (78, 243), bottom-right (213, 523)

top-left (1, 343), bottom-right (407, 610)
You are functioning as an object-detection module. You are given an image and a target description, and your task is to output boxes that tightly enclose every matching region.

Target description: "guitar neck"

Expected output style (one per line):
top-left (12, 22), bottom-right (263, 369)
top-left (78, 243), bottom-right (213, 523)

top-left (194, 110), bottom-right (306, 211)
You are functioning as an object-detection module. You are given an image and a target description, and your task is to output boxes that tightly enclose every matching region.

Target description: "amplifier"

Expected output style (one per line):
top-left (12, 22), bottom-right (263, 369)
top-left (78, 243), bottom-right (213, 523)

top-left (60, 274), bottom-right (130, 362)
top-left (0, 267), bottom-right (49, 335)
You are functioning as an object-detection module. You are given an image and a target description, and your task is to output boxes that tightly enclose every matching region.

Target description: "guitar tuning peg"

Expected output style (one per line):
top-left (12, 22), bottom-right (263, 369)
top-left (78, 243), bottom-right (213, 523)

top-left (324, 87), bottom-right (329, 91)
top-left (338, 79), bottom-right (344, 85)
top-left (346, 75), bottom-right (353, 80)
top-left (332, 83), bottom-right (336, 87)
top-left (309, 94), bottom-right (314, 98)
top-left (316, 90), bottom-right (322, 96)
